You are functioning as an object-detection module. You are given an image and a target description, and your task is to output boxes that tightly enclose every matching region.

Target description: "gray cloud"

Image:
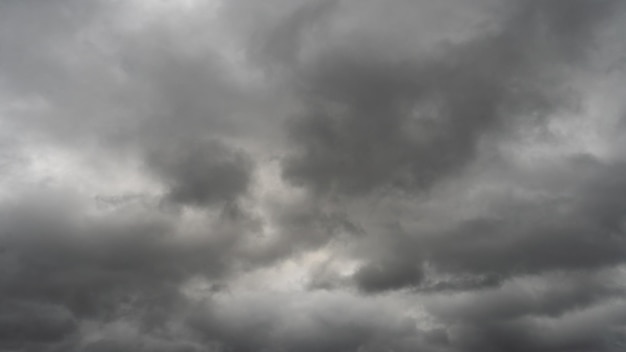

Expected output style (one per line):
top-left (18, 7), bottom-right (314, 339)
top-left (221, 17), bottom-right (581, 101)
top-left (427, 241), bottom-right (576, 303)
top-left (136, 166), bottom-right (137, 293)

top-left (186, 292), bottom-right (430, 352)
top-left (146, 138), bottom-right (254, 207)
top-left (0, 191), bottom-right (258, 349)
top-left (0, 301), bottom-right (76, 349)
top-left (1, 0), bottom-right (626, 351)
top-left (425, 159), bottom-right (626, 277)
top-left (353, 257), bottom-right (423, 293)
top-left (280, 0), bottom-right (619, 197)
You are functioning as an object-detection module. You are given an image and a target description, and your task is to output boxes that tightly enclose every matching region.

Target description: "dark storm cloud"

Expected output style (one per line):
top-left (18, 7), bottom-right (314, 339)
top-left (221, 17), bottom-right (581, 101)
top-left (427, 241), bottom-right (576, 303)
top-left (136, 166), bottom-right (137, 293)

top-left (254, 0), bottom-right (626, 348)
top-left (333, 156), bottom-right (626, 348)
top-left (353, 257), bottom-right (423, 293)
top-left (0, 300), bottom-right (76, 348)
top-left (280, 0), bottom-right (619, 196)
top-left (268, 0), bottom-right (625, 293)
top-left (443, 299), bottom-right (626, 352)
top-left (0, 191), bottom-right (257, 348)
top-left (337, 155), bottom-right (626, 299)
top-left (429, 271), bottom-right (625, 323)
top-left (423, 159), bottom-right (626, 278)
top-left (146, 139), bottom-right (254, 207)
top-left (1, 0), bottom-right (626, 351)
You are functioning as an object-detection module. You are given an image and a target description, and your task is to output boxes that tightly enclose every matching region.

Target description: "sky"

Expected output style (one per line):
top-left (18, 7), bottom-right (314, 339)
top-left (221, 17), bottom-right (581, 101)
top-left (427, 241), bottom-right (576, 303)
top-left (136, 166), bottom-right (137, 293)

top-left (1, 0), bottom-right (626, 351)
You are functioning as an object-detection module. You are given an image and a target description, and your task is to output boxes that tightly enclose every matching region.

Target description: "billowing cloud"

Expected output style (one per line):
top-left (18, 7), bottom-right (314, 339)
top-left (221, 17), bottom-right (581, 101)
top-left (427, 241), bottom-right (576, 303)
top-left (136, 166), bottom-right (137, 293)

top-left (146, 138), bottom-right (254, 207)
top-left (281, 0), bottom-right (618, 196)
top-left (1, 0), bottom-right (626, 351)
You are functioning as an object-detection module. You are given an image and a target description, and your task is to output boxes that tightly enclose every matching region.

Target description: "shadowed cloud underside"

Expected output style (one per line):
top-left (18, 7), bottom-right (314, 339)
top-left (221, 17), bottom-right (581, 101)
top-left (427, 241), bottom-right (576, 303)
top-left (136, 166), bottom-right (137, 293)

top-left (1, 0), bottom-right (626, 351)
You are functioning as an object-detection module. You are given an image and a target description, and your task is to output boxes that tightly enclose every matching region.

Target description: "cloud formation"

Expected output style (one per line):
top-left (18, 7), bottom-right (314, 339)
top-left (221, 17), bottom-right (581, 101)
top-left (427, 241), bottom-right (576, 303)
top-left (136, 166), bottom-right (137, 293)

top-left (1, 0), bottom-right (626, 351)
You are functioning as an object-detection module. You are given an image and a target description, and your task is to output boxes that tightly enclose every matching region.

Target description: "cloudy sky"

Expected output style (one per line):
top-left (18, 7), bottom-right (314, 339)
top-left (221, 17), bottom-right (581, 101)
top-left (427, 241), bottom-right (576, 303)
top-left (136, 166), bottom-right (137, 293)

top-left (1, 0), bottom-right (626, 351)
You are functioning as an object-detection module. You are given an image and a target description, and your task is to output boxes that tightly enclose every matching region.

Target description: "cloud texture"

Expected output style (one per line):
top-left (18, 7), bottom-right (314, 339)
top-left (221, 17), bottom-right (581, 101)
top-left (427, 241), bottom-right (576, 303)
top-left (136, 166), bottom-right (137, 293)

top-left (1, 0), bottom-right (626, 351)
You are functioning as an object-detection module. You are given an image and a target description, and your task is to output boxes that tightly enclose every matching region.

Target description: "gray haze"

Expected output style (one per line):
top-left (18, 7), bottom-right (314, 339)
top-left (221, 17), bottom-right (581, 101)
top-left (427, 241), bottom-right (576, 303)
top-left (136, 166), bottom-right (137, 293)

top-left (1, 0), bottom-right (626, 351)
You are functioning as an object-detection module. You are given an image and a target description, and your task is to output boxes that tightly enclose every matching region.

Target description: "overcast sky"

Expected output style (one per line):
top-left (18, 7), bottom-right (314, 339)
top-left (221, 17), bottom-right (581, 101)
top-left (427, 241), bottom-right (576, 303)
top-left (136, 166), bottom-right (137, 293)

top-left (1, 0), bottom-right (626, 351)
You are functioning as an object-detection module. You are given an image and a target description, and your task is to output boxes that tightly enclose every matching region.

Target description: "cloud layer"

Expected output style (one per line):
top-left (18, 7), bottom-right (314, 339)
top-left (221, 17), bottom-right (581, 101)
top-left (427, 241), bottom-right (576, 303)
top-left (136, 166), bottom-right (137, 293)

top-left (1, 0), bottom-right (626, 351)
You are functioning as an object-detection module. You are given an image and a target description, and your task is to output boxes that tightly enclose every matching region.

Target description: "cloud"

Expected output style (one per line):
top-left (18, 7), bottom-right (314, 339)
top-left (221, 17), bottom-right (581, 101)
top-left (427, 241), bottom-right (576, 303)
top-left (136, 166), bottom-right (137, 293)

top-left (353, 258), bottom-right (423, 293)
top-left (280, 0), bottom-right (620, 197)
top-left (146, 138), bottom-right (254, 207)
top-left (0, 301), bottom-right (77, 349)
top-left (1, 0), bottom-right (626, 351)
top-left (186, 291), bottom-right (429, 352)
